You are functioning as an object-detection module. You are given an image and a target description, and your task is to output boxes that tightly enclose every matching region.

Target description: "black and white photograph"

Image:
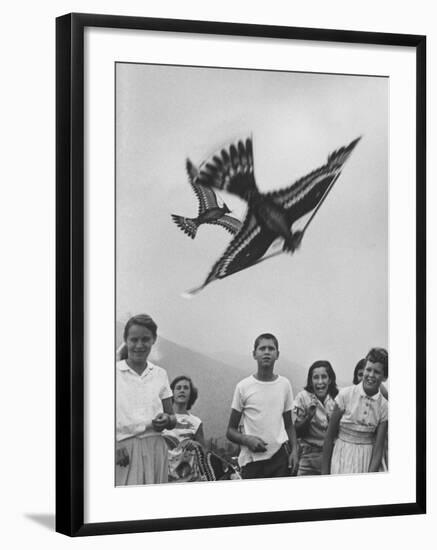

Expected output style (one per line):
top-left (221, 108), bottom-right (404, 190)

top-left (52, 9), bottom-right (425, 537)
top-left (1, 0), bottom-right (432, 546)
top-left (115, 63), bottom-right (389, 486)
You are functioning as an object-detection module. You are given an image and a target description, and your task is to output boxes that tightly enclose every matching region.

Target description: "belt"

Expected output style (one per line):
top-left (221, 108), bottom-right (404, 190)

top-left (338, 425), bottom-right (375, 445)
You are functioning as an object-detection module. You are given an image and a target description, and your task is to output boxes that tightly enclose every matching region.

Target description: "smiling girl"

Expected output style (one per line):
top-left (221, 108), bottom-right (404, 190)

top-left (293, 360), bottom-right (338, 476)
top-left (321, 348), bottom-right (388, 475)
top-left (116, 314), bottom-right (176, 485)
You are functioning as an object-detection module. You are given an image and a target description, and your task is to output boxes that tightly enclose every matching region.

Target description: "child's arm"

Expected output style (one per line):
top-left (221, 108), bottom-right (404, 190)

top-left (283, 410), bottom-right (298, 473)
top-left (226, 409), bottom-right (267, 452)
top-left (380, 383), bottom-right (389, 400)
top-left (368, 420), bottom-right (388, 472)
top-left (152, 397), bottom-right (177, 431)
top-left (294, 404), bottom-right (317, 437)
top-left (115, 446), bottom-right (130, 467)
top-left (321, 404), bottom-right (343, 474)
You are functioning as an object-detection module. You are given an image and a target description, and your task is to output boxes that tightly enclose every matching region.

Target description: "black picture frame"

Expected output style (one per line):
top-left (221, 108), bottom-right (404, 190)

top-left (56, 12), bottom-right (426, 537)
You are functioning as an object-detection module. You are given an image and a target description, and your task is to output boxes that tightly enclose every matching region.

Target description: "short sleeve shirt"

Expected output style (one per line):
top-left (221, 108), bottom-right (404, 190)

top-left (163, 413), bottom-right (202, 445)
top-left (292, 390), bottom-right (336, 447)
top-left (116, 360), bottom-right (172, 441)
top-left (335, 382), bottom-right (388, 434)
top-left (231, 375), bottom-right (293, 467)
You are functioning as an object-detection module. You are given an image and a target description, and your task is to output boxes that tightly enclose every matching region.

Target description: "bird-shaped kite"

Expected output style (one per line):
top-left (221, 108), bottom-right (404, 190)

top-left (184, 135), bottom-right (361, 295)
top-left (171, 163), bottom-right (242, 239)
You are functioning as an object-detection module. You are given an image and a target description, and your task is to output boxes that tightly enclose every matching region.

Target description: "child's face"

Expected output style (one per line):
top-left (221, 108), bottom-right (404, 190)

top-left (311, 366), bottom-right (330, 399)
top-left (173, 379), bottom-right (191, 406)
top-left (125, 324), bottom-right (156, 364)
top-left (362, 360), bottom-right (385, 394)
top-left (253, 338), bottom-right (279, 368)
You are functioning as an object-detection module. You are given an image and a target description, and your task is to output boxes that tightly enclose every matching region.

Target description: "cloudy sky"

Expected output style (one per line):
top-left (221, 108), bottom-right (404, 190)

top-left (116, 62), bottom-right (388, 382)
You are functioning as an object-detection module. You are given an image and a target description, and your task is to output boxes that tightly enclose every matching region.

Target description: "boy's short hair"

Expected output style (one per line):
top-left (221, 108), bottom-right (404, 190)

top-left (123, 314), bottom-right (158, 341)
top-left (365, 347), bottom-right (388, 379)
top-left (253, 333), bottom-right (279, 351)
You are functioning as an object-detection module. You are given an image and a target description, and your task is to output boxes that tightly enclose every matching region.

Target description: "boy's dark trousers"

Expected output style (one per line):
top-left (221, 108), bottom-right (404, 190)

top-left (241, 444), bottom-right (289, 479)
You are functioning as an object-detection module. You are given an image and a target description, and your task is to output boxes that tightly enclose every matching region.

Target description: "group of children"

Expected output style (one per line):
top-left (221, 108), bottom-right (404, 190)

top-left (115, 314), bottom-right (388, 485)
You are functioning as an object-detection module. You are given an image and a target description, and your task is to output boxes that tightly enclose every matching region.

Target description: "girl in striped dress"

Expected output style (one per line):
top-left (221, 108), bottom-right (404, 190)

top-left (321, 348), bottom-right (388, 475)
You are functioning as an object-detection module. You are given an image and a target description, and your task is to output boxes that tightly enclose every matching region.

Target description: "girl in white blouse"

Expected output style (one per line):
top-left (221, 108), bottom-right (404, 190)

top-left (321, 348), bottom-right (388, 475)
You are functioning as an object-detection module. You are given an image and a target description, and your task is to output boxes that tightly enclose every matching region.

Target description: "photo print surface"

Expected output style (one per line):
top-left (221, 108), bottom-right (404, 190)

top-left (115, 62), bottom-right (388, 486)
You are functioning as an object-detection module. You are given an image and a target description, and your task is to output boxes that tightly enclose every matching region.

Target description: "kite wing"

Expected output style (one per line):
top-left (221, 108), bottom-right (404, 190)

top-left (187, 137), bottom-right (257, 201)
top-left (266, 137), bottom-right (361, 225)
top-left (183, 136), bottom-right (362, 296)
top-left (193, 210), bottom-right (277, 291)
top-left (206, 214), bottom-right (243, 235)
top-left (186, 171), bottom-right (221, 216)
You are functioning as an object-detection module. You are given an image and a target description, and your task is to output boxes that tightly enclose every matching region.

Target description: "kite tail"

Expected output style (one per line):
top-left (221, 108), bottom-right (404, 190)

top-left (171, 214), bottom-right (198, 239)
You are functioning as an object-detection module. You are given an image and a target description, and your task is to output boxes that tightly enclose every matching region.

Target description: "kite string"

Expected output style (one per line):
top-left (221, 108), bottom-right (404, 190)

top-left (300, 171), bottom-right (342, 234)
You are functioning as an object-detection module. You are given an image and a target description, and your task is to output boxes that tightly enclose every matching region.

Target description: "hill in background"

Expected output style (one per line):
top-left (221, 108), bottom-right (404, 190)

top-left (209, 350), bottom-right (308, 395)
top-left (150, 336), bottom-right (248, 441)
top-left (116, 322), bottom-right (312, 440)
top-left (117, 322), bottom-right (245, 439)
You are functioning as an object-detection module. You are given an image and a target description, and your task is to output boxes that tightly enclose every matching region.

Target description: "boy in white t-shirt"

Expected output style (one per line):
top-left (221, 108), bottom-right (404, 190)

top-left (226, 333), bottom-right (298, 479)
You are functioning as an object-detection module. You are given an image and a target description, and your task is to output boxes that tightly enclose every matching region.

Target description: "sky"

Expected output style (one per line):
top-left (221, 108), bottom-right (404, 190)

top-left (116, 62), bottom-right (388, 382)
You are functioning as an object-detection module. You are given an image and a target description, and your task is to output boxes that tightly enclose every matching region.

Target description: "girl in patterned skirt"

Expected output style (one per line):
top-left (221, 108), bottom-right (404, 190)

top-left (163, 375), bottom-right (207, 482)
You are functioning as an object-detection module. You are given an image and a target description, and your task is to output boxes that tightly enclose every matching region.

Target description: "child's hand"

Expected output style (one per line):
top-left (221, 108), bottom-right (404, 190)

top-left (307, 402), bottom-right (318, 418)
top-left (116, 446), bottom-right (129, 467)
top-left (288, 447), bottom-right (299, 475)
top-left (152, 412), bottom-right (170, 432)
top-left (245, 435), bottom-right (268, 453)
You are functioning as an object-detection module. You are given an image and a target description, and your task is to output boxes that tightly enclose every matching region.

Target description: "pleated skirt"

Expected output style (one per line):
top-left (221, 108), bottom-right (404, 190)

top-left (330, 438), bottom-right (374, 474)
top-left (331, 425), bottom-right (378, 475)
top-left (116, 435), bottom-right (168, 485)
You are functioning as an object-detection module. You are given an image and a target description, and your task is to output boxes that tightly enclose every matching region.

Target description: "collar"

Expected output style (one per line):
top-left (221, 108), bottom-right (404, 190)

top-left (322, 394), bottom-right (336, 406)
top-left (358, 381), bottom-right (380, 400)
top-left (306, 390), bottom-right (334, 407)
top-left (117, 360), bottom-right (154, 377)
